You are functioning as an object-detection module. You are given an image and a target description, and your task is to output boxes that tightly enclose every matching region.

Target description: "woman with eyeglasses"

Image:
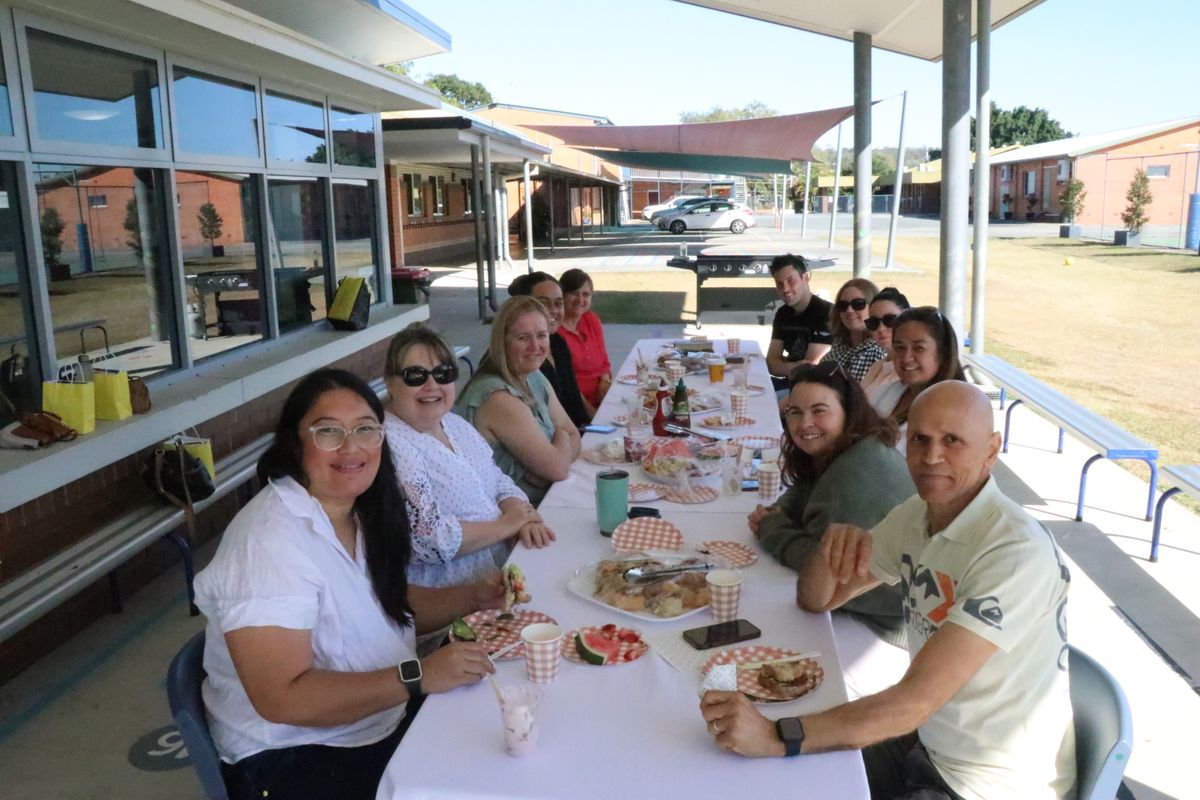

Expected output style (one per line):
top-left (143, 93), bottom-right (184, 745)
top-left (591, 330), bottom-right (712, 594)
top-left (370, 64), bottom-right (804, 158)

top-left (869, 306), bottom-right (966, 438)
top-left (455, 296), bottom-right (582, 506)
top-left (383, 323), bottom-right (555, 590)
top-left (749, 363), bottom-right (913, 653)
top-left (194, 369), bottom-right (499, 800)
top-left (559, 268), bottom-right (613, 416)
top-left (508, 271), bottom-right (591, 427)
top-left (859, 287), bottom-right (912, 402)
top-left (820, 278), bottom-right (888, 381)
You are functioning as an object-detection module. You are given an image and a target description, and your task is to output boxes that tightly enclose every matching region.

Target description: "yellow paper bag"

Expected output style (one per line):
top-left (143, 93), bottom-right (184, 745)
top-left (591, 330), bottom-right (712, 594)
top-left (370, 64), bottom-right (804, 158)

top-left (42, 380), bottom-right (95, 434)
top-left (94, 370), bottom-right (133, 421)
top-left (163, 435), bottom-right (215, 480)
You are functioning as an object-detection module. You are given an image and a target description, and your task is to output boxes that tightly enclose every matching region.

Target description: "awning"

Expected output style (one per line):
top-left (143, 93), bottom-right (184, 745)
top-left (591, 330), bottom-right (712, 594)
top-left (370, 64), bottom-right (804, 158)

top-left (575, 149), bottom-right (789, 177)
top-left (524, 104), bottom-right (854, 164)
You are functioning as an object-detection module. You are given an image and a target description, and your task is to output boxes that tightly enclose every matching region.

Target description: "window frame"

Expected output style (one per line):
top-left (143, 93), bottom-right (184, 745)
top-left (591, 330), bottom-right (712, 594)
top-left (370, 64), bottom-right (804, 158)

top-left (404, 172), bottom-right (423, 216)
top-left (1146, 164), bottom-right (1170, 179)
top-left (165, 54), bottom-right (266, 169)
top-left (0, 12), bottom-right (27, 155)
top-left (432, 174), bottom-right (445, 216)
top-left (461, 177), bottom-right (473, 214)
top-left (327, 101), bottom-right (379, 175)
top-left (261, 79), bottom-right (330, 175)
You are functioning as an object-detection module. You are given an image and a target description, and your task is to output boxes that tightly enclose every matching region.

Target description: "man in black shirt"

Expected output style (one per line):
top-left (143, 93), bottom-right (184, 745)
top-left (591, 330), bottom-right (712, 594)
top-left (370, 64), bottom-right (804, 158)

top-left (766, 254), bottom-right (833, 392)
top-left (508, 272), bottom-right (591, 426)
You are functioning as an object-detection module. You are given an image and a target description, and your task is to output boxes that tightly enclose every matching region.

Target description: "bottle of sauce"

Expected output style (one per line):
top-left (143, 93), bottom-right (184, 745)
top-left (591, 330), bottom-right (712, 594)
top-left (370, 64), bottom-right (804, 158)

top-left (651, 378), bottom-right (673, 437)
top-left (672, 377), bottom-right (691, 432)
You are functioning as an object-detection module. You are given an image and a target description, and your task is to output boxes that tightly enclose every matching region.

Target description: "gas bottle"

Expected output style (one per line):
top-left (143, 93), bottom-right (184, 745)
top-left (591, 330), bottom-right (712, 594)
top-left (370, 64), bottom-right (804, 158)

top-left (672, 377), bottom-right (691, 431)
top-left (651, 378), bottom-right (672, 437)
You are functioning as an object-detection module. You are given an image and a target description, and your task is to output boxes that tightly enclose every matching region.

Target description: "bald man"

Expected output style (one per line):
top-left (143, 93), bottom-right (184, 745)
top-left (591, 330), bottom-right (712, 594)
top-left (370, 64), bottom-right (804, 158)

top-left (701, 381), bottom-right (1075, 800)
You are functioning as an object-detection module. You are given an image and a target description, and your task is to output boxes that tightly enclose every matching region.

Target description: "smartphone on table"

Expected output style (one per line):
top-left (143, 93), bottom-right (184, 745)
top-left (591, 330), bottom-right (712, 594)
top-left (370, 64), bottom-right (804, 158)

top-left (583, 423), bottom-right (618, 434)
top-left (681, 619), bottom-right (762, 650)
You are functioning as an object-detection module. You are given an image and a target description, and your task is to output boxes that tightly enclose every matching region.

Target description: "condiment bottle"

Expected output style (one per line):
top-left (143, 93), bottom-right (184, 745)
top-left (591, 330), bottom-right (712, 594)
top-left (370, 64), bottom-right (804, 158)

top-left (672, 377), bottom-right (691, 431)
top-left (651, 378), bottom-right (672, 437)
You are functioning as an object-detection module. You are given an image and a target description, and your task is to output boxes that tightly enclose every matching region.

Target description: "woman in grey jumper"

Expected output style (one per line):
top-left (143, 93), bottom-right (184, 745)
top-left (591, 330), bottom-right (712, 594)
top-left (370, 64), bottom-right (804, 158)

top-left (750, 362), bottom-right (915, 646)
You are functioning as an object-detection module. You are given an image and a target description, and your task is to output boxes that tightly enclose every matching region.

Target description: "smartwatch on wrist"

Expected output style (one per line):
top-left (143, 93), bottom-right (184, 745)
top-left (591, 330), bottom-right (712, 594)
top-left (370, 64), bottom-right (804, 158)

top-left (398, 658), bottom-right (423, 699)
top-left (775, 716), bottom-right (805, 757)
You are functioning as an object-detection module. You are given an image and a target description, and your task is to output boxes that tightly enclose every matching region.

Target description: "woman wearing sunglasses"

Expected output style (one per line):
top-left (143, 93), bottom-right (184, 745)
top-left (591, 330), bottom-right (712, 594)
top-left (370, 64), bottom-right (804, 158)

top-left (383, 324), bottom-right (555, 591)
top-left (819, 278), bottom-right (887, 380)
top-left (750, 363), bottom-right (913, 658)
top-left (455, 296), bottom-right (582, 506)
top-left (859, 287), bottom-right (912, 402)
top-left (194, 369), bottom-right (499, 800)
top-left (869, 306), bottom-right (966, 442)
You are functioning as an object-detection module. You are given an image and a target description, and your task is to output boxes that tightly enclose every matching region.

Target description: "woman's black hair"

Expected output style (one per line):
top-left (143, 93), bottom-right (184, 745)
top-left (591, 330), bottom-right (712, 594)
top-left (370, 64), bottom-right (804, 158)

top-left (889, 307), bottom-right (966, 425)
top-left (508, 271), bottom-right (558, 297)
top-left (559, 268), bottom-right (593, 294)
top-left (258, 368), bottom-right (414, 627)
top-left (872, 286), bottom-right (911, 310)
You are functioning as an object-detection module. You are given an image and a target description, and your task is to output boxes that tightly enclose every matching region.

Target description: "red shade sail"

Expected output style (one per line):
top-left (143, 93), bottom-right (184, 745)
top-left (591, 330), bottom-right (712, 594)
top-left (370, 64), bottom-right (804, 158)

top-left (524, 104), bottom-right (854, 163)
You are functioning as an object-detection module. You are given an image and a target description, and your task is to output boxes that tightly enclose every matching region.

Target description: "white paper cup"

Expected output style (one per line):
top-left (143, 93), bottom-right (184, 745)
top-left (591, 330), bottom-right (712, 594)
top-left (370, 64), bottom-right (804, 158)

top-left (520, 623), bottom-right (563, 683)
top-left (729, 390), bottom-right (748, 419)
top-left (726, 337), bottom-right (741, 355)
top-left (706, 569), bottom-right (744, 622)
top-left (497, 685), bottom-right (541, 757)
top-left (757, 462), bottom-right (781, 501)
top-left (667, 364), bottom-right (686, 384)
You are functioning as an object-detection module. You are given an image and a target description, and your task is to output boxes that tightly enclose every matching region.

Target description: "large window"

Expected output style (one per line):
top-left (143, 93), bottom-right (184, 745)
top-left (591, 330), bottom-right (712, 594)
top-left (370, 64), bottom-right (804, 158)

top-left (0, 161), bottom-right (31, 423)
top-left (0, 44), bottom-right (13, 138)
top-left (433, 175), bottom-right (445, 215)
top-left (177, 171), bottom-right (264, 357)
top-left (330, 107), bottom-right (375, 168)
top-left (404, 173), bottom-right (422, 216)
top-left (332, 180), bottom-right (379, 300)
top-left (172, 68), bottom-right (260, 159)
top-left (27, 29), bottom-right (163, 151)
top-left (267, 177), bottom-right (327, 331)
top-left (265, 91), bottom-right (326, 165)
top-left (35, 163), bottom-right (177, 376)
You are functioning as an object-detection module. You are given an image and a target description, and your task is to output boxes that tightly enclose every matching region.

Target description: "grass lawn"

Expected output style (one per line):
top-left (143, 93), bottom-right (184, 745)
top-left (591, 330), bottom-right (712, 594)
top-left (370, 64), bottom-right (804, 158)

top-left (589, 236), bottom-right (1200, 493)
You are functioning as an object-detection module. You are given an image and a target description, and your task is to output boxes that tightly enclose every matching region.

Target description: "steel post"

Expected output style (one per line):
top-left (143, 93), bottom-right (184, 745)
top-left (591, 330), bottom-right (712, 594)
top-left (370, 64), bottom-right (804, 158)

top-left (853, 31), bottom-right (873, 278)
top-left (939, 0), bottom-right (972, 336)
top-left (971, 0), bottom-right (992, 354)
top-left (885, 90), bottom-right (908, 269)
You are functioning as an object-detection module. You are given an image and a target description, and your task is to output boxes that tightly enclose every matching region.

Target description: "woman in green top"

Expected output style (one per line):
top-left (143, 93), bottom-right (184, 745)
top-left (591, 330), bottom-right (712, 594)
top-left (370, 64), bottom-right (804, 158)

top-left (455, 297), bottom-right (581, 505)
top-left (750, 362), bottom-right (915, 644)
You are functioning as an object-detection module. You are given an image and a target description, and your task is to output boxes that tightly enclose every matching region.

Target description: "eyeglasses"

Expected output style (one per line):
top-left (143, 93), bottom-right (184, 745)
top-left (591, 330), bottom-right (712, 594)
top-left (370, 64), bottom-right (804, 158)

top-left (308, 424), bottom-right (385, 451)
top-left (398, 363), bottom-right (459, 387)
top-left (865, 313), bottom-right (900, 331)
top-left (834, 297), bottom-right (868, 312)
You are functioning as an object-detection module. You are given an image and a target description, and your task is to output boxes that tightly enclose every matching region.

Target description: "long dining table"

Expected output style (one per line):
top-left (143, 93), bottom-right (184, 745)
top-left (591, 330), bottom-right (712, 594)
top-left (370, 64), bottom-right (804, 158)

top-left (378, 339), bottom-right (870, 799)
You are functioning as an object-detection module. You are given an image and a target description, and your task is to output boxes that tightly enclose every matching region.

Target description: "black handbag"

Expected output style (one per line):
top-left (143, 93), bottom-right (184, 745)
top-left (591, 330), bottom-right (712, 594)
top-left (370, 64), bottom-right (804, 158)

top-left (142, 438), bottom-right (216, 510)
top-left (0, 345), bottom-right (35, 422)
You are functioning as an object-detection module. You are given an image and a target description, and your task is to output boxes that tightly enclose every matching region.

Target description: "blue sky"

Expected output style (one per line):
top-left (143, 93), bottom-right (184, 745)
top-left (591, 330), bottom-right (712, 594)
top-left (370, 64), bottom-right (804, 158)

top-left (399, 0), bottom-right (1199, 156)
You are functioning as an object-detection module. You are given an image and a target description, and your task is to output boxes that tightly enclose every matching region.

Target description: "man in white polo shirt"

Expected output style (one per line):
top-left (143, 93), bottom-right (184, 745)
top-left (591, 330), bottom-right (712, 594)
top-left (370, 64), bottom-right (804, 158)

top-left (701, 381), bottom-right (1075, 800)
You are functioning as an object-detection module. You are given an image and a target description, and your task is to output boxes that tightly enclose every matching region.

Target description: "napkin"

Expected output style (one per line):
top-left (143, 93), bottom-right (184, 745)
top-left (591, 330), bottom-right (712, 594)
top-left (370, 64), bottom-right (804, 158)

top-left (699, 664), bottom-right (737, 695)
top-left (642, 628), bottom-right (712, 676)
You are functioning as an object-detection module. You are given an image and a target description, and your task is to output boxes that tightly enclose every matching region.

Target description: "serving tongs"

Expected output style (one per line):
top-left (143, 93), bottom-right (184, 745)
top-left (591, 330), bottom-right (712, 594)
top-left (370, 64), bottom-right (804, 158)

top-left (662, 422), bottom-right (728, 442)
top-left (623, 561), bottom-right (716, 584)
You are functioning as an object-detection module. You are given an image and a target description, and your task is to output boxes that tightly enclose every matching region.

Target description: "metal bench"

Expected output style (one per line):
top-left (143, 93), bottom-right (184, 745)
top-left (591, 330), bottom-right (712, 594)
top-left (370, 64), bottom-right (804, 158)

top-left (0, 433), bottom-right (274, 644)
top-left (1149, 464), bottom-right (1200, 562)
top-left (453, 345), bottom-right (473, 377)
top-left (964, 353), bottom-right (1158, 523)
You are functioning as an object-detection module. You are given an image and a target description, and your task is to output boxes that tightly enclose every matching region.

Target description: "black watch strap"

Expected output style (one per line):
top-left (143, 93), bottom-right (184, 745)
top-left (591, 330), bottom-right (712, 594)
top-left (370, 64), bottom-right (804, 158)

top-left (775, 716), bottom-right (805, 757)
top-left (398, 659), bottom-right (423, 698)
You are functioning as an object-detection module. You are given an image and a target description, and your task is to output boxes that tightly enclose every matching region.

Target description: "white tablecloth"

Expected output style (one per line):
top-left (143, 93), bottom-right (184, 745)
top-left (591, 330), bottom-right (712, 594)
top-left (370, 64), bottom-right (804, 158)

top-left (377, 338), bottom-right (869, 800)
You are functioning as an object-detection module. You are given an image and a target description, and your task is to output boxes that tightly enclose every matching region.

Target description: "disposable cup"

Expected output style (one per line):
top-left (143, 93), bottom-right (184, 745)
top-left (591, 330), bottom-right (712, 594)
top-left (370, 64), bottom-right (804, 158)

top-left (706, 569), bottom-right (744, 622)
top-left (707, 356), bottom-right (726, 384)
top-left (729, 390), bottom-right (748, 419)
top-left (497, 684), bottom-right (541, 757)
top-left (726, 337), bottom-right (741, 355)
top-left (520, 623), bottom-right (564, 684)
top-left (668, 364), bottom-right (686, 384)
top-left (623, 424), bottom-right (652, 462)
top-left (757, 462), bottom-right (781, 501)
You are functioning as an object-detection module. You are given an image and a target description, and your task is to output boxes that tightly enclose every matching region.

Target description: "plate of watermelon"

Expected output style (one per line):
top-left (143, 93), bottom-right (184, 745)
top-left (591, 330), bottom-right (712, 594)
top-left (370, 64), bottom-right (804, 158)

top-left (563, 624), bottom-right (648, 666)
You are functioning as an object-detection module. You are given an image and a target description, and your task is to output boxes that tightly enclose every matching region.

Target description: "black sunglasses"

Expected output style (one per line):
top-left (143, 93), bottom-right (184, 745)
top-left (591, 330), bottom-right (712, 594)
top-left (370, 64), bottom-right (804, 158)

top-left (399, 363), bottom-right (459, 387)
top-left (865, 313), bottom-right (900, 331)
top-left (835, 297), bottom-right (868, 312)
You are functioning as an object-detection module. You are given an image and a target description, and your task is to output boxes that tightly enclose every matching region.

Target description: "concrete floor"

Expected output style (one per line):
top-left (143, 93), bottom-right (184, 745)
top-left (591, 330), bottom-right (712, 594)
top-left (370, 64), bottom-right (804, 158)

top-left (2, 224), bottom-right (1197, 799)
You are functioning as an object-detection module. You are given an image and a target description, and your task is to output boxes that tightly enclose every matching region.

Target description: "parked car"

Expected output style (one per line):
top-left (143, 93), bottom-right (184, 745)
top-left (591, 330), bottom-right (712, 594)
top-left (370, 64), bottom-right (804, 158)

top-left (648, 196), bottom-right (725, 226)
top-left (660, 201), bottom-right (756, 234)
top-left (641, 193), bottom-right (704, 221)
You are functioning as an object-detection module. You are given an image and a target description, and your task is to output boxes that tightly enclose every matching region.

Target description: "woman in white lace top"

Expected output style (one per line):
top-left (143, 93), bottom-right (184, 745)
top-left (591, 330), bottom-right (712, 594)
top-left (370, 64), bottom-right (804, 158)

top-left (383, 324), bottom-right (556, 588)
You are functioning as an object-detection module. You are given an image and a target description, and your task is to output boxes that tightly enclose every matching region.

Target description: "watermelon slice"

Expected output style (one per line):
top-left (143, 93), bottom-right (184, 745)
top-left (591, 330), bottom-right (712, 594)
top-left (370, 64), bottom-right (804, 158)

top-left (575, 631), bottom-right (623, 665)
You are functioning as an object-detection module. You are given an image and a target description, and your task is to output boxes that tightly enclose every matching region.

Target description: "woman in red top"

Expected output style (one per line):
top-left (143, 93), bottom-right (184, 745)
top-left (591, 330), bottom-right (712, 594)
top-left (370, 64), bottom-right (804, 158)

top-left (558, 268), bottom-right (613, 415)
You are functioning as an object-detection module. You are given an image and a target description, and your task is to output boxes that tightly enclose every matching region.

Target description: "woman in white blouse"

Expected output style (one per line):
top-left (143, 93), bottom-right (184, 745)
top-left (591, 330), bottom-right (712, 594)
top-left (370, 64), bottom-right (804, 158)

top-left (384, 324), bottom-right (556, 589)
top-left (194, 369), bottom-right (500, 800)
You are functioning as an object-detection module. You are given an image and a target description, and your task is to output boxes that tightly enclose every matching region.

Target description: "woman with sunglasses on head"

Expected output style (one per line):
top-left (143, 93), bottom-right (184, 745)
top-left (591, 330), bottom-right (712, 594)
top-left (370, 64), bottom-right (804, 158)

top-left (869, 306), bottom-right (966, 445)
top-left (383, 324), bottom-right (555, 592)
top-left (749, 362), bottom-right (914, 653)
top-left (508, 271), bottom-right (591, 427)
top-left (859, 287), bottom-right (912, 402)
top-left (819, 278), bottom-right (887, 381)
top-left (194, 369), bottom-right (499, 800)
top-left (455, 296), bottom-right (582, 506)
top-left (558, 268), bottom-right (613, 417)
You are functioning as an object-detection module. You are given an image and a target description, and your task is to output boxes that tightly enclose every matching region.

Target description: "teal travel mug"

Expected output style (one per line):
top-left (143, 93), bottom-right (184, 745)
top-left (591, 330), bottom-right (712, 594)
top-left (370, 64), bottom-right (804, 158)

top-left (595, 470), bottom-right (630, 536)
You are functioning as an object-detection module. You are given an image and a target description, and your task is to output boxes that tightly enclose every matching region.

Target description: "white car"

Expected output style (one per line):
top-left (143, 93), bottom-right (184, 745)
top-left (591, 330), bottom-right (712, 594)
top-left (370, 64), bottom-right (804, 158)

top-left (661, 201), bottom-right (756, 234)
top-left (641, 194), bottom-right (704, 221)
top-left (649, 196), bottom-right (723, 226)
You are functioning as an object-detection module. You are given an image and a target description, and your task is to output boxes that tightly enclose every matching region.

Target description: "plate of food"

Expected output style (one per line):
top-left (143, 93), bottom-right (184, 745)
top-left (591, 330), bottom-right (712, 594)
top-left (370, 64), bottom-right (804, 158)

top-left (449, 608), bottom-right (557, 660)
top-left (567, 553), bottom-right (712, 622)
top-left (562, 624), bottom-right (648, 665)
top-left (582, 440), bottom-right (633, 465)
top-left (697, 414), bottom-right (756, 430)
top-left (688, 392), bottom-right (725, 413)
top-left (701, 647), bottom-right (824, 703)
top-left (699, 540), bottom-right (759, 567)
top-left (733, 434), bottom-right (781, 453)
top-left (640, 439), bottom-right (722, 485)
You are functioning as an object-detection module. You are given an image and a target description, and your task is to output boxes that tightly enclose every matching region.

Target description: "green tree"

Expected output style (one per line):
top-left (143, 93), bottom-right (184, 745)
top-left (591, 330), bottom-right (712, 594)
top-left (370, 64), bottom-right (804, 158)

top-left (383, 62), bottom-right (414, 76)
top-left (124, 198), bottom-right (141, 254)
top-left (424, 73), bottom-right (493, 108)
top-left (1120, 169), bottom-right (1152, 235)
top-left (40, 207), bottom-right (65, 265)
top-left (1058, 178), bottom-right (1087, 223)
top-left (971, 102), bottom-right (1071, 147)
top-left (197, 202), bottom-right (224, 249)
top-left (679, 101), bottom-right (777, 124)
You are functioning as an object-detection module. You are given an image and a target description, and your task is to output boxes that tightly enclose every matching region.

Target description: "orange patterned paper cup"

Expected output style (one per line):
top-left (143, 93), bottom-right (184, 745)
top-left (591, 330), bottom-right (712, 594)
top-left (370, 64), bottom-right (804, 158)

top-left (520, 623), bottom-right (563, 684)
top-left (706, 569), bottom-right (743, 622)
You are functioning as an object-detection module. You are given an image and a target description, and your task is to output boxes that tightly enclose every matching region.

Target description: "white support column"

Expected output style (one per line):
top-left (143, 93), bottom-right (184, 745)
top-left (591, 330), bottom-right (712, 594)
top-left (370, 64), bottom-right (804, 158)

top-left (481, 135), bottom-right (497, 312)
top-left (801, 161), bottom-right (811, 238)
top-left (828, 123), bottom-right (844, 248)
top-left (853, 31), bottom-right (873, 278)
top-left (523, 160), bottom-right (535, 273)
top-left (971, 0), bottom-right (992, 355)
top-left (885, 90), bottom-right (908, 269)
top-left (939, 0), bottom-right (972, 336)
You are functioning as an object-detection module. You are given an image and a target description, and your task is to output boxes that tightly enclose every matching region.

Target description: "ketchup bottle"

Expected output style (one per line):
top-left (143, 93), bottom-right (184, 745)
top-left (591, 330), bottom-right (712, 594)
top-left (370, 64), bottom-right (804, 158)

top-left (651, 378), bottom-right (672, 437)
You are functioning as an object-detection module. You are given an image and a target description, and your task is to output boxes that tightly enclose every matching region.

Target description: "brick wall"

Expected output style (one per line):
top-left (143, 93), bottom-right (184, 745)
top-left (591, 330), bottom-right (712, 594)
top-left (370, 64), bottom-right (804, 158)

top-left (0, 338), bottom-right (392, 685)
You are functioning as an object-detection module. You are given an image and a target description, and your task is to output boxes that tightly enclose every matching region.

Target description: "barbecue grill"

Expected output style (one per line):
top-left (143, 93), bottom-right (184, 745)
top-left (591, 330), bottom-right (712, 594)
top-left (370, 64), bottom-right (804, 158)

top-left (667, 249), bottom-right (836, 327)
